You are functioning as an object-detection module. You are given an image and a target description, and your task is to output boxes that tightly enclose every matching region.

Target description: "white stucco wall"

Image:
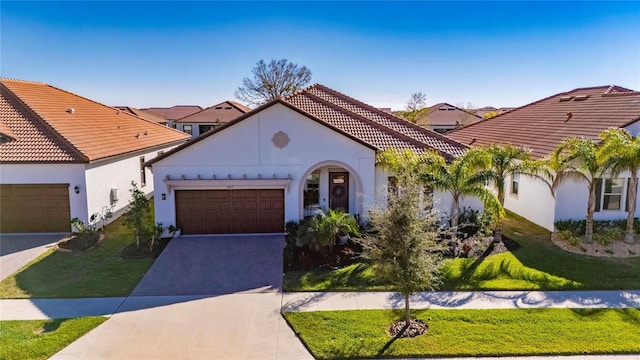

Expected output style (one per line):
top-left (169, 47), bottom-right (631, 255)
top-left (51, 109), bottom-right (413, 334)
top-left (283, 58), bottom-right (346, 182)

top-left (503, 174), bottom-right (556, 231)
top-left (554, 172), bottom-right (640, 226)
top-left (152, 103), bottom-right (377, 228)
top-left (84, 144), bottom-right (180, 225)
top-left (0, 163), bottom-right (88, 227)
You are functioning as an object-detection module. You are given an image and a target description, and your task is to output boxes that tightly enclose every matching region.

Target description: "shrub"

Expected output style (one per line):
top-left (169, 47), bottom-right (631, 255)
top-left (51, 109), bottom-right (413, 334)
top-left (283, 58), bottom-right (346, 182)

top-left (557, 229), bottom-right (580, 246)
top-left (70, 217), bottom-right (96, 234)
top-left (593, 228), bottom-right (624, 246)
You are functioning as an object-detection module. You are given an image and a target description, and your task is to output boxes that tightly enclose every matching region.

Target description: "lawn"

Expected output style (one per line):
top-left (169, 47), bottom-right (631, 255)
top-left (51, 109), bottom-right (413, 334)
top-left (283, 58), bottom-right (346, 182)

top-left (284, 308), bottom-right (640, 359)
top-left (0, 216), bottom-right (154, 298)
top-left (0, 317), bottom-right (106, 360)
top-left (284, 211), bottom-right (640, 291)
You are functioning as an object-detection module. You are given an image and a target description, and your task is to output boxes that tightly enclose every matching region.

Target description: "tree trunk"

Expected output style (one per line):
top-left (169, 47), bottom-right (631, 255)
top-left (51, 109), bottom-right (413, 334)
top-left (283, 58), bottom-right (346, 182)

top-left (450, 196), bottom-right (460, 229)
top-left (585, 183), bottom-right (596, 244)
top-left (404, 292), bottom-right (411, 323)
top-left (494, 189), bottom-right (506, 243)
top-left (625, 173), bottom-right (637, 243)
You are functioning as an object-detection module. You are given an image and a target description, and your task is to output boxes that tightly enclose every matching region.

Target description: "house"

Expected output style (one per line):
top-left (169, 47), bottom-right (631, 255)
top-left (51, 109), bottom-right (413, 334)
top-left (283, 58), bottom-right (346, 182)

top-left (174, 101), bottom-right (251, 138)
top-left (416, 103), bottom-right (483, 133)
top-left (0, 78), bottom-right (190, 233)
top-left (147, 84), bottom-right (480, 235)
top-left (142, 105), bottom-right (203, 128)
top-left (448, 85), bottom-right (640, 231)
top-left (114, 106), bottom-right (168, 125)
top-left (474, 106), bottom-right (515, 119)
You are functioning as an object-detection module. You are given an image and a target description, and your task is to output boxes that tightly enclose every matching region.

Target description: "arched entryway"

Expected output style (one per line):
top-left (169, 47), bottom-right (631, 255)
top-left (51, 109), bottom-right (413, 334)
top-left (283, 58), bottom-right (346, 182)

top-left (298, 160), bottom-right (364, 219)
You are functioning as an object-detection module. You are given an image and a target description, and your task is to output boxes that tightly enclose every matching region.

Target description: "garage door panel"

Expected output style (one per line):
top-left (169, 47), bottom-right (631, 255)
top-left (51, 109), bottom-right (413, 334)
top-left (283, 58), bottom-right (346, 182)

top-left (175, 189), bottom-right (284, 234)
top-left (0, 184), bottom-right (70, 233)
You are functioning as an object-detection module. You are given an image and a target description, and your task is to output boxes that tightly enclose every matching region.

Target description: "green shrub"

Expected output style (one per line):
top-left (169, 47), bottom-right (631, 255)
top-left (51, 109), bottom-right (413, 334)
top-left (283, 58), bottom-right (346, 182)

top-left (593, 228), bottom-right (624, 246)
top-left (557, 230), bottom-right (580, 246)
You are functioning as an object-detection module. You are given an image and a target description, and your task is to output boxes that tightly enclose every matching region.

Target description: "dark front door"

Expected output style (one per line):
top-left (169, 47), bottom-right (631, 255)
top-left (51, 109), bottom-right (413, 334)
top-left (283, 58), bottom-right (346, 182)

top-left (329, 172), bottom-right (349, 212)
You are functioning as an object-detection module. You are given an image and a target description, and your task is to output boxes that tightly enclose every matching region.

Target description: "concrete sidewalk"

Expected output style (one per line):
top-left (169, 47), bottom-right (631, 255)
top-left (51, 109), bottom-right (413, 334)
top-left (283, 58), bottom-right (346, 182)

top-left (282, 290), bottom-right (640, 312)
top-left (2, 290), bottom-right (639, 321)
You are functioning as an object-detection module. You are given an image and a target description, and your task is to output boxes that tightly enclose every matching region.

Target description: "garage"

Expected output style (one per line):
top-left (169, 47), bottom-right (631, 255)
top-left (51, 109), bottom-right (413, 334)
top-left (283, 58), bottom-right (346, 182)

top-left (0, 184), bottom-right (71, 233)
top-left (175, 189), bottom-right (285, 234)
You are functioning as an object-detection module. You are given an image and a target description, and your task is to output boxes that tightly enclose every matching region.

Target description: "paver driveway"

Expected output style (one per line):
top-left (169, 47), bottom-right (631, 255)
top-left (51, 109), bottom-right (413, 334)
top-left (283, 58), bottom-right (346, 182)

top-left (0, 233), bottom-right (64, 281)
top-left (52, 235), bottom-right (312, 360)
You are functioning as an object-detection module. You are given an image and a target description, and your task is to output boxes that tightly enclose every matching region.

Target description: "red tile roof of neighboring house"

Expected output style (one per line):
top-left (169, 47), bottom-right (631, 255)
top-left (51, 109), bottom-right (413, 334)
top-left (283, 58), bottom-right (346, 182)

top-left (115, 106), bottom-right (168, 124)
top-left (175, 101), bottom-right (250, 124)
top-left (142, 105), bottom-right (203, 120)
top-left (0, 79), bottom-right (190, 163)
top-left (417, 103), bottom-right (482, 127)
top-left (148, 84), bottom-right (468, 166)
top-left (448, 85), bottom-right (640, 159)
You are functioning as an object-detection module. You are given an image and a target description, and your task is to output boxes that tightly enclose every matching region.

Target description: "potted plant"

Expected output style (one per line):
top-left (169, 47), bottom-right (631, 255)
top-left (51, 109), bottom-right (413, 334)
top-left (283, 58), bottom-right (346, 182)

top-left (168, 225), bottom-right (181, 238)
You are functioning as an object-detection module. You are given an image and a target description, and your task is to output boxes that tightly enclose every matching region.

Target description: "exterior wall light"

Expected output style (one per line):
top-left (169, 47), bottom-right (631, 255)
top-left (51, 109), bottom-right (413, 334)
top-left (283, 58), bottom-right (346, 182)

top-left (74, 186), bottom-right (80, 194)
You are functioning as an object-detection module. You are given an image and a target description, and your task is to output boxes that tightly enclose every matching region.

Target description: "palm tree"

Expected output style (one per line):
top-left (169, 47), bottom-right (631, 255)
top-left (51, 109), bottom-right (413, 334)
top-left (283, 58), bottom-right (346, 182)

top-left (550, 137), bottom-right (610, 243)
top-left (481, 144), bottom-right (552, 243)
top-left (598, 128), bottom-right (640, 243)
top-left (421, 150), bottom-right (503, 229)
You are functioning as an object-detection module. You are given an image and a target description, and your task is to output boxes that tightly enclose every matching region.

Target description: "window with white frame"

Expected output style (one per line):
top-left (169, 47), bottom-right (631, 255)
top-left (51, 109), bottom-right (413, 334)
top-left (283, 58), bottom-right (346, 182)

top-left (510, 172), bottom-right (520, 195)
top-left (602, 178), bottom-right (624, 211)
top-left (183, 124), bottom-right (192, 135)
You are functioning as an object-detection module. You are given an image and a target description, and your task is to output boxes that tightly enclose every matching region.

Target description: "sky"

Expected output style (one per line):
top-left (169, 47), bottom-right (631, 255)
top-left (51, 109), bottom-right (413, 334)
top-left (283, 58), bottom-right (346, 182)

top-left (2, 1), bottom-right (639, 110)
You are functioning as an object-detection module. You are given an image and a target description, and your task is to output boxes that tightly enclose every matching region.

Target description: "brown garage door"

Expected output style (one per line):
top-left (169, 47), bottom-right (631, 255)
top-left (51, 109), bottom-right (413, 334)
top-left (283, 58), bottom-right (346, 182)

top-left (0, 184), bottom-right (71, 233)
top-left (175, 189), bottom-right (285, 234)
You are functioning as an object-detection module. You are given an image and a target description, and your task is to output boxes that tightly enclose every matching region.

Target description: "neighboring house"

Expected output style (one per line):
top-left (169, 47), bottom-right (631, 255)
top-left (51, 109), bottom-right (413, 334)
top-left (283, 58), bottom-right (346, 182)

top-left (142, 105), bottom-right (203, 128)
top-left (449, 85), bottom-right (640, 231)
top-left (0, 79), bottom-right (190, 233)
top-left (416, 103), bottom-right (483, 133)
top-left (474, 106), bottom-right (515, 119)
top-left (148, 84), bottom-right (480, 235)
top-left (114, 106), bottom-right (168, 125)
top-left (174, 101), bottom-right (251, 138)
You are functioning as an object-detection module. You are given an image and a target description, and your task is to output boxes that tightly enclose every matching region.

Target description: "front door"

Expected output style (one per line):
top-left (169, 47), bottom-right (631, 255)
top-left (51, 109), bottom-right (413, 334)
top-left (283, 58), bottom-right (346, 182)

top-left (329, 172), bottom-right (349, 212)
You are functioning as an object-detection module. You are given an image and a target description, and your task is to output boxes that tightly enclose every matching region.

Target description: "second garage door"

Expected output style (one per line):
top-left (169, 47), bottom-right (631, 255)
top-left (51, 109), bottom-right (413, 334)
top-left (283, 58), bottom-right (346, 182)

top-left (175, 189), bottom-right (284, 234)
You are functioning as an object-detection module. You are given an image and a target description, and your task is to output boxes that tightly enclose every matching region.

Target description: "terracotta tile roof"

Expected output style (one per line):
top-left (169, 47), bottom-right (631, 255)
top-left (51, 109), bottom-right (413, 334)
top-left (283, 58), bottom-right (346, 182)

top-left (417, 103), bottom-right (482, 127)
top-left (0, 79), bottom-right (190, 163)
top-left (175, 101), bottom-right (250, 124)
top-left (285, 84), bottom-right (467, 159)
top-left (448, 85), bottom-right (640, 159)
top-left (114, 106), bottom-right (168, 124)
top-left (142, 105), bottom-right (202, 120)
top-left (148, 84), bottom-right (469, 167)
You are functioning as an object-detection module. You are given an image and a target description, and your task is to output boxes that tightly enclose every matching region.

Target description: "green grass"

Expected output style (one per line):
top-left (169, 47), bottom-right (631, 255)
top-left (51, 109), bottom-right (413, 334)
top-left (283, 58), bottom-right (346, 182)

top-left (0, 216), bottom-right (154, 298)
top-left (0, 317), bottom-right (106, 360)
top-left (284, 210), bottom-right (640, 291)
top-left (284, 308), bottom-right (640, 359)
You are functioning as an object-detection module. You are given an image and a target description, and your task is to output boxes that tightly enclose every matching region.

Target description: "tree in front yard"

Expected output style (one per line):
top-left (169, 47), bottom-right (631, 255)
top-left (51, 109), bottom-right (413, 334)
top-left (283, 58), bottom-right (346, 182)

top-left (550, 137), bottom-right (610, 244)
top-left (358, 170), bottom-right (446, 336)
top-left (123, 181), bottom-right (154, 249)
top-left (598, 128), bottom-right (640, 243)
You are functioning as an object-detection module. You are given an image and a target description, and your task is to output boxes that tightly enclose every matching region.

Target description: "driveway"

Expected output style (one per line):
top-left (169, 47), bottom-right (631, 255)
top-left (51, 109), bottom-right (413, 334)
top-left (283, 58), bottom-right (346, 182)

top-left (0, 233), bottom-right (65, 281)
top-left (52, 235), bottom-right (312, 360)
top-left (132, 235), bottom-right (284, 296)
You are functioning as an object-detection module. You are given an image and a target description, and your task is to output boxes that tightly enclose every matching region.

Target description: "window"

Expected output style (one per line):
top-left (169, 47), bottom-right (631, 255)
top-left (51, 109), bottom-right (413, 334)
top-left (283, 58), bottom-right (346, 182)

top-left (510, 172), bottom-right (520, 195)
top-left (140, 156), bottom-right (146, 187)
top-left (602, 178), bottom-right (624, 210)
top-left (199, 124), bottom-right (214, 135)
top-left (183, 125), bottom-right (192, 135)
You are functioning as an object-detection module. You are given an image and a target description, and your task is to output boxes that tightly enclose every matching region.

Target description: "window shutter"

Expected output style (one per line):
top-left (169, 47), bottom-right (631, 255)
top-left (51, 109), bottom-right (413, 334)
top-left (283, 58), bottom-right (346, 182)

top-left (594, 178), bottom-right (602, 212)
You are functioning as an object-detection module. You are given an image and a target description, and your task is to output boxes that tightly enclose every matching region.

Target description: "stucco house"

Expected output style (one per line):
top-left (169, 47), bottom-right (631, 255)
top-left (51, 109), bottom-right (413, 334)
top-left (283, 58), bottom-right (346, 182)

top-left (416, 103), bottom-right (483, 133)
top-left (448, 85), bottom-right (640, 231)
top-left (0, 78), bottom-right (190, 233)
top-left (174, 101), bottom-right (251, 138)
top-left (142, 105), bottom-right (203, 128)
top-left (148, 84), bottom-right (479, 235)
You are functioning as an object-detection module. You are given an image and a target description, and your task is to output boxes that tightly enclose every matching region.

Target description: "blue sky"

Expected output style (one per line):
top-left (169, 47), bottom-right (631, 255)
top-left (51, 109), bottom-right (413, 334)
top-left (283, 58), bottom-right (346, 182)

top-left (2, 1), bottom-right (639, 110)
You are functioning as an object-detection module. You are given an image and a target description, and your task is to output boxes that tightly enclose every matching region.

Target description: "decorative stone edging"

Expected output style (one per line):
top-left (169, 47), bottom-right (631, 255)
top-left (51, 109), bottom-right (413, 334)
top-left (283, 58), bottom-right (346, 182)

top-left (550, 232), bottom-right (640, 258)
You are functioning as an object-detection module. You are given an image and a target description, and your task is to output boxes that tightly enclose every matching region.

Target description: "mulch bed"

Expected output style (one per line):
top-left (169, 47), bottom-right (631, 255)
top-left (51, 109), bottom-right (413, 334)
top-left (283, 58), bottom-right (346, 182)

top-left (388, 318), bottom-right (428, 338)
top-left (57, 233), bottom-right (104, 251)
top-left (120, 237), bottom-right (171, 259)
